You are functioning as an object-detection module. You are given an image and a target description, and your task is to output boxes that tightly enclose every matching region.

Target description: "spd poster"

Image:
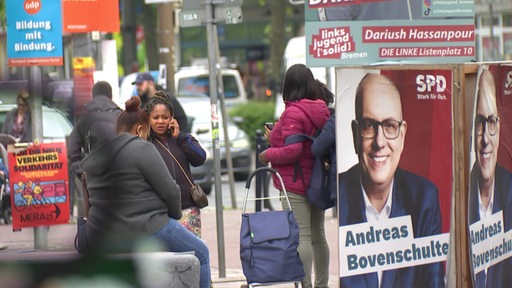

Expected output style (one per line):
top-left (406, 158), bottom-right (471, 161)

top-left (335, 68), bottom-right (452, 285)
top-left (9, 142), bottom-right (70, 230)
top-left (467, 63), bottom-right (512, 288)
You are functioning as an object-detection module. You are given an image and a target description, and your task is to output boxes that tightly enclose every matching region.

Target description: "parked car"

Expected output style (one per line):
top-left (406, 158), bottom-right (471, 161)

top-left (118, 66), bottom-right (247, 110)
top-left (175, 66), bottom-right (247, 109)
top-left (178, 94), bottom-right (252, 181)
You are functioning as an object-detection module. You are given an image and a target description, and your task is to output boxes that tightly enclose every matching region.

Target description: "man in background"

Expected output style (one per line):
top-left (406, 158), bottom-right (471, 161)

top-left (132, 72), bottom-right (189, 133)
top-left (68, 81), bottom-right (122, 217)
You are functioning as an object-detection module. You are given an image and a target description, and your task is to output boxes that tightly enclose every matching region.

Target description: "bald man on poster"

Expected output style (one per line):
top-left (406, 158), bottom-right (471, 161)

top-left (338, 73), bottom-right (445, 288)
top-left (469, 69), bottom-right (512, 288)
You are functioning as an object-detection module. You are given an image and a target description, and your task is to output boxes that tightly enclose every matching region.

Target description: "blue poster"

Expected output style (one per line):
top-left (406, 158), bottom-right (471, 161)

top-left (6, 0), bottom-right (63, 66)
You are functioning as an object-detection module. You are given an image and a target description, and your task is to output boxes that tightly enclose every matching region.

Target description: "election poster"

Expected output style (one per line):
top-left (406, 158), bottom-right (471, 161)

top-left (468, 63), bottom-right (512, 288)
top-left (8, 142), bottom-right (70, 230)
top-left (6, 0), bottom-right (63, 66)
top-left (335, 68), bottom-right (452, 285)
top-left (63, 0), bottom-right (120, 33)
top-left (304, 0), bottom-right (475, 66)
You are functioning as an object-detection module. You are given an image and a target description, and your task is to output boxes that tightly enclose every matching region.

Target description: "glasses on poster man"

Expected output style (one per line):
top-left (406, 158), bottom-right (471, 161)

top-left (356, 118), bottom-right (404, 140)
top-left (475, 115), bottom-right (499, 136)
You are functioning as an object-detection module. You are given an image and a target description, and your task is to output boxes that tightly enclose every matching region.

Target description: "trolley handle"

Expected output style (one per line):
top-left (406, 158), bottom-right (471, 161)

top-left (245, 166), bottom-right (278, 189)
top-left (242, 166), bottom-right (292, 213)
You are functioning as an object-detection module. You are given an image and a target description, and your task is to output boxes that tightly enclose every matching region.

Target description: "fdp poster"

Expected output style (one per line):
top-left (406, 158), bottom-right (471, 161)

top-left (6, 0), bottom-right (63, 66)
top-left (335, 68), bottom-right (452, 286)
top-left (468, 63), bottom-right (512, 288)
top-left (8, 142), bottom-right (69, 230)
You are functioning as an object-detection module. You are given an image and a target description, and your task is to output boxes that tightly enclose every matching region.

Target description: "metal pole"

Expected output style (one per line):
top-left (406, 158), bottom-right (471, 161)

top-left (29, 66), bottom-right (46, 249)
top-left (205, 0), bottom-right (226, 278)
top-left (216, 51), bottom-right (237, 209)
top-left (254, 130), bottom-right (264, 212)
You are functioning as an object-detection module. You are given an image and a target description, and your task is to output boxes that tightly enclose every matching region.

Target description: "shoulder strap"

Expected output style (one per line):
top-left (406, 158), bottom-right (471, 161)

top-left (284, 133), bottom-right (316, 183)
top-left (284, 133), bottom-right (315, 146)
top-left (154, 138), bottom-right (194, 186)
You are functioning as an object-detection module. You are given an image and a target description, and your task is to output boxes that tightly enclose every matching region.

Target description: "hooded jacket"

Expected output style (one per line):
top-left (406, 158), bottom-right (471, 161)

top-left (80, 132), bottom-right (182, 252)
top-left (68, 95), bottom-right (122, 168)
top-left (265, 99), bottom-right (330, 195)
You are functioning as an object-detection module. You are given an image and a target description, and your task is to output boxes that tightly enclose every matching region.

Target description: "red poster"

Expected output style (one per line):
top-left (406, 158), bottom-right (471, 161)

top-left (9, 142), bottom-right (70, 230)
top-left (382, 69), bottom-right (453, 233)
top-left (63, 0), bottom-right (120, 33)
top-left (72, 57), bottom-right (95, 116)
top-left (467, 64), bottom-right (512, 287)
top-left (488, 64), bottom-right (512, 170)
top-left (336, 68), bottom-right (452, 283)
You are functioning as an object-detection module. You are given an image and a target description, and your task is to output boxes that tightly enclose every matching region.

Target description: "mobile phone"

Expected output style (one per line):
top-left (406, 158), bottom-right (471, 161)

top-left (265, 122), bottom-right (274, 130)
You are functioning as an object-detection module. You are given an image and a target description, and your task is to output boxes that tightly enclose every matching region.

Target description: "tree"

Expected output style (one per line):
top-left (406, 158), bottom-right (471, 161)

top-left (268, 0), bottom-right (287, 90)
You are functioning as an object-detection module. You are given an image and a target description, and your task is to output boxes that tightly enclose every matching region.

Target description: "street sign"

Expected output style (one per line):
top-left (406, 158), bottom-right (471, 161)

top-left (179, 9), bottom-right (206, 28)
top-left (215, 6), bottom-right (242, 24)
top-left (179, 0), bottom-right (243, 27)
top-left (217, 0), bottom-right (243, 5)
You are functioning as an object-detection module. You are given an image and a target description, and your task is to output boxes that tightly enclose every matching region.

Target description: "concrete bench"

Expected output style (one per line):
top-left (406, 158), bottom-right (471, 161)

top-left (0, 251), bottom-right (200, 287)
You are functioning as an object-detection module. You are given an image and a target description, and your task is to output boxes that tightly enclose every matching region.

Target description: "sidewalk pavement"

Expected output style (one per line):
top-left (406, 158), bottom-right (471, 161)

top-left (0, 208), bottom-right (339, 287)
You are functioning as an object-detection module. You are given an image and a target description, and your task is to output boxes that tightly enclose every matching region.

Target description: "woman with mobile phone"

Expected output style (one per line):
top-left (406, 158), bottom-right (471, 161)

top-left (145, 91), bottom-right (207, 238)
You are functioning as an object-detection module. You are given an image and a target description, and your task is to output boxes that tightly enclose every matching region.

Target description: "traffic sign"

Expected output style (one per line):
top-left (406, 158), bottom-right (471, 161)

top-left (214, 6), bottom-right (242, 24)
top-left (179, 9), bottom-right (206, 28)
top-left (179, 0), bottom-right (243, 28)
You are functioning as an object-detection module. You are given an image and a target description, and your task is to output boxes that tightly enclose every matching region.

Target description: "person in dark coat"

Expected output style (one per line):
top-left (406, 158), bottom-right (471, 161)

top-left (67, 81), bottom-right (122, 217)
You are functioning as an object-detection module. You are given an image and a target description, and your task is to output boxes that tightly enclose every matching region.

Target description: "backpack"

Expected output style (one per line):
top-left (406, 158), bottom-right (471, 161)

top-left (285, 133), bottom-right (335, 210)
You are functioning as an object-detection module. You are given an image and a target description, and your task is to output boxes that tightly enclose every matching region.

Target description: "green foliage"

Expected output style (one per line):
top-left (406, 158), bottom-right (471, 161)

top-left (0, 0), bottom-right (5, 31)
top-left (228, 100), bottom-right (275, 148)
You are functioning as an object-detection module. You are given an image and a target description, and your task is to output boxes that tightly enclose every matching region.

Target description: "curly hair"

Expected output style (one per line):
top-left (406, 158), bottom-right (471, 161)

top-left (143, 90), bottom-right (174, 116)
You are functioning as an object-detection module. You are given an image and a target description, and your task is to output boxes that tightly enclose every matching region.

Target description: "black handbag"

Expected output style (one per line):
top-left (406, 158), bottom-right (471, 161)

top-left (155, 139), bottom-right (208, 209)
top-left (74, 172), bottom-right (89, 253)
top-left (190, 183), bottom-right (208, 209)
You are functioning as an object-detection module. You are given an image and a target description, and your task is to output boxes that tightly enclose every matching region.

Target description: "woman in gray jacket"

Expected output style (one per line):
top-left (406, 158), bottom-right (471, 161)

top-left (80, 96), bottom-right (211, 288)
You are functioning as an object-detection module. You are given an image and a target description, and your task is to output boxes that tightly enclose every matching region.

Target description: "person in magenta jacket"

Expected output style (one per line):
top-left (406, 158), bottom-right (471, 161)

top-left (258, 64), bottom-right (332, 288)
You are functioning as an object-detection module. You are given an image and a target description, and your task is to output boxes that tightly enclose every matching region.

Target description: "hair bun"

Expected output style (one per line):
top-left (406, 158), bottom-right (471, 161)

top-left (125, 96), bottom-right (141, 112)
